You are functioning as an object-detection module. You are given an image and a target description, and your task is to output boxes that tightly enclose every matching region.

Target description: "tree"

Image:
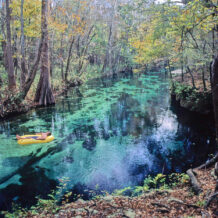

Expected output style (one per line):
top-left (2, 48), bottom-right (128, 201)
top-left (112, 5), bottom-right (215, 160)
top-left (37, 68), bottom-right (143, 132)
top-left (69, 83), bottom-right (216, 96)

top-left (20, 0), bottom-right (28, 87)
top-left (5, 0), bottom-right (16, 90)
top-left (2, 0), bottom-right (43, 101)
top-left (34, 0), bottom-right (55, 106)
top-left (211, 56), bottom-right (218, 141)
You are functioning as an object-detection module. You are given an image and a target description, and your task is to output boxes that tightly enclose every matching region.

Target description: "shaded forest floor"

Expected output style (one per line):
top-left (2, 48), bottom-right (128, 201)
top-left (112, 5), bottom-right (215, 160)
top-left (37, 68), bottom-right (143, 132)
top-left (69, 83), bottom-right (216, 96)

top-left (171, 69), bottom-right (211, 92)
top-left (17, 164), bottom-right (218, 218)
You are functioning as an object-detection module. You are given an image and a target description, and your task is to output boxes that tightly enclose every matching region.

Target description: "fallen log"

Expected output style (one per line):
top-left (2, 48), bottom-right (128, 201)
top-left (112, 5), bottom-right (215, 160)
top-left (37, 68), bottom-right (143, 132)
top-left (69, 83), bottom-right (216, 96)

top-left (204, 192), bottom-right (218, 208)
top-left (156, 208), bottom-right (169, 213)
top-left (196, 153), bottom-right (218, 170)
top-left (151, 202), bottom-right (170, 210)
top-left (186, 169), bottom-right (202, 194)
top-left (215, 162), bottom-right (218, 177)
top-left (215, 162), bottom-right (218, 192)
top-left (167, 198), bottom-right (200, 208)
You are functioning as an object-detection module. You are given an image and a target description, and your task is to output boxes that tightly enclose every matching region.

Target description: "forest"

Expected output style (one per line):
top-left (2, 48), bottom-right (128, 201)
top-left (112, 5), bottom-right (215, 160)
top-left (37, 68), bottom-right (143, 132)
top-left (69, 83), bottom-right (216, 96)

top-left (0, 0), bottom-right (217, 217)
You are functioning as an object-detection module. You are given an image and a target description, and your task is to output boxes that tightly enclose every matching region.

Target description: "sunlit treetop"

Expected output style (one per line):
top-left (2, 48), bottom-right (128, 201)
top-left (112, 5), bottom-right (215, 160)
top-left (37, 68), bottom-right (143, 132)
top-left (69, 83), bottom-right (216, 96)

top-left (10, 0), bottom-right (41, 38)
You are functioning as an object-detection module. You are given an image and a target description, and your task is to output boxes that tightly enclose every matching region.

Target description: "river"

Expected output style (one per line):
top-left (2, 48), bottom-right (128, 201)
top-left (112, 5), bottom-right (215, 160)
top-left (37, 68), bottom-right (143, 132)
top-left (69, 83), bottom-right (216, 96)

top-left (0, 71), bottom-right (216, 211)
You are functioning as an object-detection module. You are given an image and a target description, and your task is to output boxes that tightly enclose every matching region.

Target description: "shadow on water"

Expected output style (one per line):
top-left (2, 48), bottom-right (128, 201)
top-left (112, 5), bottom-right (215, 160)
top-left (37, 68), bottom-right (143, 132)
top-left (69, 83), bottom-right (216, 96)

top-left (0, 71), bottom-right (216, 212)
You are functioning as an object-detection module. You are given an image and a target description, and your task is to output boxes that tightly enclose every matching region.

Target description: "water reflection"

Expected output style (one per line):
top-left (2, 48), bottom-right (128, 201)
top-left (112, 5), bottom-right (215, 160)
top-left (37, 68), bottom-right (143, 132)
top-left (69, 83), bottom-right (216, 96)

top-left (0, 72), bottom-right (216, 210)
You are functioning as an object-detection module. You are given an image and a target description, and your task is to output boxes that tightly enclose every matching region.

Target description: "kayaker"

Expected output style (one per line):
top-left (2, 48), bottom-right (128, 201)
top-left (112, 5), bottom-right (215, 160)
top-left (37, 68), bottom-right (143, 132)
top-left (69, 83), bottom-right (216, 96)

top-left (16, 132), bottom-right (51, 140)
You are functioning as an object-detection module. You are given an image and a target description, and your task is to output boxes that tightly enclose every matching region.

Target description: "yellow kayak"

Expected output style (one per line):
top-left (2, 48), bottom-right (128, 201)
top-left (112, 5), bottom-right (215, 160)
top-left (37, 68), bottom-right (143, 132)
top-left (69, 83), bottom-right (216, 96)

top-left (17, 134), bottom-right (55, 145)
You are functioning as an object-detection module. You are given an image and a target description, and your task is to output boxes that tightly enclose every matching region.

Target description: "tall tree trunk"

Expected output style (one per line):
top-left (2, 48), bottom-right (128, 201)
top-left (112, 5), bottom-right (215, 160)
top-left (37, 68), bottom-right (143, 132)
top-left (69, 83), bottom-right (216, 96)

top-left (5, 0), bottom-right (16, 90)
top-left (212, 28), bottom-right (215, 57)
top-left (181, 59), bottom-right (184, 82)
top-left (50, 32), bottom-right (54, 78)
top-left (202, 67), bottom-right (207, 91)
top-left (19, 39), bottom-right (43, 100)
top-left (34, 0), bottom-right (55, 106)
top-left (1, 40), bottom-right (8, 69)
top-left (1, 5), bottom-right (7, 69)
top-left (187, 66), bottom-right (196, 89)
top-left (211, 55), bottom-right (218, 141)
top-left (13, 31), bottom-right (19, 77)
top-left (180, 27), bottom-right (184, 82)
top-left (101, 0), bottom-right (117, 75)
top-left (65, 36), bottom-right (75, 82)
top-left (77, 26), bottom-right (95, 75)
top-left (168, 59), bottom-right (172, 79)
top-left (20, 0), bottom-right (27, 88)
top-left (108, 24), bottom-right (113, 75)
top-left (101, 24), bottom-right (112, 74)
top-left (60, 34), bottom-right (64, 81)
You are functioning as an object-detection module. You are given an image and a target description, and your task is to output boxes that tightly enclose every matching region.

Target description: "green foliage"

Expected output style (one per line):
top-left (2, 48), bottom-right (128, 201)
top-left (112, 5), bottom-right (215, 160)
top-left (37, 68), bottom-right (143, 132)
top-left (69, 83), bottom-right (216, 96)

top-left (127, 0), bottom-right (216, 75)
top-left (81, 64), bottom-right (103, 81)
top-left (172, 82), bottom-right (194, 99)
top-left (171, 81), bottom-right (212, 113)
top-left (132, 186), bottom-right (147, 196)
top-left (196, 200), bottom-right (206, 207)
top-left (2, 191), bottom-right (60, 217)
top-left (168, 173), bottom-right (190, 187)
top-left (0, 90), bottom-right (29, 118)
top-left (142, 172), bottom-right (189, 192)
top-left (10, 0), bottom-right (42, 38)
top-left (143, 173), bottom-right (168, 190)
top-left (113, 172), bottom-right (190, 198)
top-left (113, 187), bottom-right (132, 196)
top-left (3, 203), bottom-right (27, 218)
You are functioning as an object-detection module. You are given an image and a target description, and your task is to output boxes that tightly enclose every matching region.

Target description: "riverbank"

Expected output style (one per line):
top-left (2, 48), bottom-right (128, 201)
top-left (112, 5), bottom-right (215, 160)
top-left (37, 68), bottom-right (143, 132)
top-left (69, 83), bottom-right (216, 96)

top-left (0, 78), bottom-right (83, 120)
top-left (170, 69), bottom-right (212, 115)
top-left (0, 69), bottom-right (132, 120)
top-left (1, 68), bottom-right (211, 119)
top-left (3, 156), bottom-right (217, 217)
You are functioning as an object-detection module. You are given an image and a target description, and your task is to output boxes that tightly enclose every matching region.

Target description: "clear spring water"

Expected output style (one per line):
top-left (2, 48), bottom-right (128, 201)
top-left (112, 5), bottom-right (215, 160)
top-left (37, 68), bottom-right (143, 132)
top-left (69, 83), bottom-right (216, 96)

top-left (0, 71), bottom-right (216, 210)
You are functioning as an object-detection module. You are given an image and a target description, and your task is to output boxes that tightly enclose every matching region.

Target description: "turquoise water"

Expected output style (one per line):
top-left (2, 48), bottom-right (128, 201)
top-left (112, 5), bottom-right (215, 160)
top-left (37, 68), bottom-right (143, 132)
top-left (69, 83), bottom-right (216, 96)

top-left (0, 72), bottom-right (215, 210)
